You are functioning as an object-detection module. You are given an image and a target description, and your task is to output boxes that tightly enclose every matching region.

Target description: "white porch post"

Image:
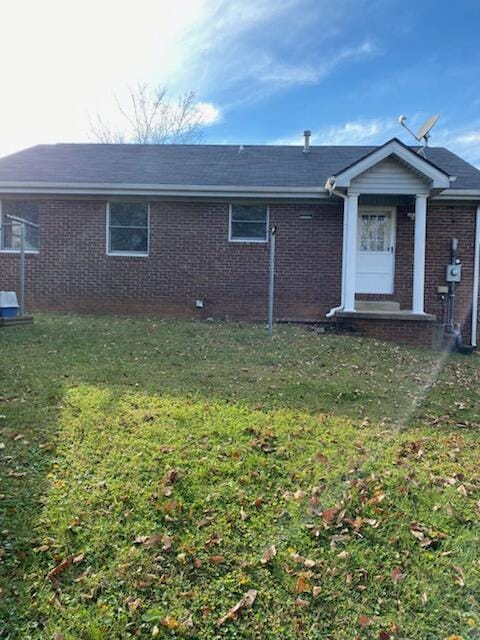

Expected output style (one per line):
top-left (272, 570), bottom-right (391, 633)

top-left (344, 192), bottom-right (359, 312)
top-left (413, 194), bottom-right (427, 314)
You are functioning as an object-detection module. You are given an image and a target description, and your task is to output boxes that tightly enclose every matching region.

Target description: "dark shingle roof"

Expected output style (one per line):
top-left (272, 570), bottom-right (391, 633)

top-left (0, 142), bottom-right (478, 190)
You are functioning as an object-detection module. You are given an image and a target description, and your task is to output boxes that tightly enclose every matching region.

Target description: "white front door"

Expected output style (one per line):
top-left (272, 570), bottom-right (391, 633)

top-left (356, 208), bottom-right (395, 294)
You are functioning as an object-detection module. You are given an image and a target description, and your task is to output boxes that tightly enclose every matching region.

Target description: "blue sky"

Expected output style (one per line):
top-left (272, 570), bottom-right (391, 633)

top-left (1, 0), bottom-right (480, 165)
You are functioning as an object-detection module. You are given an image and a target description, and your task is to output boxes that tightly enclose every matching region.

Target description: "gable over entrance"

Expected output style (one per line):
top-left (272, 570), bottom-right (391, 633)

top-left (327, 138), bottom-right (453, 193)
top-left (351, 156), bottom-right (431, 195)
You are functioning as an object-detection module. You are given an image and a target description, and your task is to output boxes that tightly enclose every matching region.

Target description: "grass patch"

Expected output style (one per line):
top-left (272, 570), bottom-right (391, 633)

top-left (0, 314), bottom-right (479, 638)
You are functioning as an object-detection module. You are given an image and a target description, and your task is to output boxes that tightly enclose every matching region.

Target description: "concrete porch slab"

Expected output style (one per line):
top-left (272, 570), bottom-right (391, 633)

top-left (336, 310), bottom-right (436, 322)
top-left (355, 300), bottom-right (400, 312)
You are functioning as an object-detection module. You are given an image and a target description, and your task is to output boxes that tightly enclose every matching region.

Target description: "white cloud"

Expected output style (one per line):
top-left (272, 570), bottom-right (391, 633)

top-left (273, 116), bottom-right (480, 170)
top-left (437, 126), bottom-right (480, 167)
top-left (254, 40), bottom-right (377, 89)
top-left (454, 132), bottom-right (480, 146)
top-left (314, 119), bottom-right (394, 145)
top-left (195, 102), bottom-right (222, 125)
top-left (273, 118), bottom-right (397, 146)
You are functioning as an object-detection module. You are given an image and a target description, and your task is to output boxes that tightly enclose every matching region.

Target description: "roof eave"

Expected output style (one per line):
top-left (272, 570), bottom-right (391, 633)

top-left (0, 182), bottom-right (329, 199)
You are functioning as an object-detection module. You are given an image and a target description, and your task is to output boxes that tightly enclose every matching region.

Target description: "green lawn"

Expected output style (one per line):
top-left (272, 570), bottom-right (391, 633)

top-left (0, 314), bottom-right (479, 639)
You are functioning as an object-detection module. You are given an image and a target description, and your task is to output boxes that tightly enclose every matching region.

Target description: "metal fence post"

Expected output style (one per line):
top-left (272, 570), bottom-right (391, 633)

top-left (268, 226), bottom-right (277, 336)
top-left (19, 223), bottom-right (25, 316)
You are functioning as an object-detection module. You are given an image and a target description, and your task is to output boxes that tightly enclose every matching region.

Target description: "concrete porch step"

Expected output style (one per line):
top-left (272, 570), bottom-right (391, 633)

top-left (355, 300), bottom-right (400, 312)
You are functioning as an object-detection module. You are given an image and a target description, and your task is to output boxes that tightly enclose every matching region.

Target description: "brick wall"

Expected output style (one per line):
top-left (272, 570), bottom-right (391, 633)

top-left (0, 199), bottom-right (343, 321)
top-left (335, 317), bottom-right (437, 349)
top-left (0, 198), bottom-right (478, 344)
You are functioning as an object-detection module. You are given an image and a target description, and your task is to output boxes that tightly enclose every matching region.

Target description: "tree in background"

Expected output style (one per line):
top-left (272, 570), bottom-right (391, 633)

top-left (90, 84), bottom-right (207, 144)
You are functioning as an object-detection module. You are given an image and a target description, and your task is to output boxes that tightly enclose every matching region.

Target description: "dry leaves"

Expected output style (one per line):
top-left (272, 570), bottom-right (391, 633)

top-left (47, 554), bottom-right (83, 581)
top-left (391, 566), bottom-right (406, 585)
top-left (358, 614), bottom-right (371, 627)
top-left (260, 545), bottom-right (277, 565)
top-left (216, 589), bottom-right (257, 627)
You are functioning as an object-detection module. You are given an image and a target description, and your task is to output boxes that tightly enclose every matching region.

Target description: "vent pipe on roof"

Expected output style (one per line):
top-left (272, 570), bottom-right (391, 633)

top-left (303, 130), bottom-right (311, 153)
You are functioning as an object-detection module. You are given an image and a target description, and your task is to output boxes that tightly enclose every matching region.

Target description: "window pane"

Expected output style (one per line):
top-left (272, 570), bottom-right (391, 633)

top-left (1, 200), bottom-right (39, 250)
top-left (231, 221), bottom-right (267, 240)
top-left (110, 202), bottom-right (148, 227)
top-left (231, 205), bottom-right (267, 223)
top-left (110, 227), bottom-right (148, 253)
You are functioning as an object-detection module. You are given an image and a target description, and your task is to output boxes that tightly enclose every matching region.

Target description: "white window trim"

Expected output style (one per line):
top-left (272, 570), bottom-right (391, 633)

top-left (106, 201), bottom-right (150, 257)
top-left (0, 200), bottom-right (40, 254)
top-left (228, 204), bottom-right (269, 243)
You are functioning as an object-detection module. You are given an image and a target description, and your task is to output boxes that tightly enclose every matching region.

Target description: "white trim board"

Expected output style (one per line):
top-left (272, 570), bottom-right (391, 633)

top-left (0, 182), bottom-right (329, 200)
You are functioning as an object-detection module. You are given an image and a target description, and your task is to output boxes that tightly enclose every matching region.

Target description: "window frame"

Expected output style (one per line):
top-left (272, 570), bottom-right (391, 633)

top-left (228, 203), bottom-right (269, 243)
top-left (106, 201), bottom-right (150, 257)
top-left (0, 200), bottom-right (40, 254)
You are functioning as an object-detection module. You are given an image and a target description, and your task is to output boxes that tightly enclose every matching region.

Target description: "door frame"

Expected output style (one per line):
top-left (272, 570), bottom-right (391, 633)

top-left (356, 205), bottom-right (396, 294)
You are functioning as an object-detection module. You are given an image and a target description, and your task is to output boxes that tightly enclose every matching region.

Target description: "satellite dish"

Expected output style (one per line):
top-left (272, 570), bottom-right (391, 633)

top-left (416, 114), bottom-right (439, 141)
top-left (398, 113), bottom-right (440, 156)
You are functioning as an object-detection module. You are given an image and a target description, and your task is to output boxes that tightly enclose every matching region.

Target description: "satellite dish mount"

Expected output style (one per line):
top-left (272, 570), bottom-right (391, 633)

top-left (398, 113), bottom-right (439, 157)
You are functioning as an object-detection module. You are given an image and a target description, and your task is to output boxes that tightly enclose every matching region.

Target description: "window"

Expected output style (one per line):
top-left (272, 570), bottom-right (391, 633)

top-left (0, 200), bottom-right (39, 252)
top-left (359, 213), bottom-right (390, 252)
top-left (229, 204), bottom-right (268, 242)
top-left (107, 202), bottom-right (149, 255)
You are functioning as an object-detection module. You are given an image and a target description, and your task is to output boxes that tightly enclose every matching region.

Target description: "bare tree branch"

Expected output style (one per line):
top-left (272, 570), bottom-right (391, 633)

top-left (89, 84), bottom-right (207, 144)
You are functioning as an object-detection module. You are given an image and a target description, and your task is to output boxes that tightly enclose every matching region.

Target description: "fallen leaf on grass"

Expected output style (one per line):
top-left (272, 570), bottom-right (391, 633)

top-left (358, 614), bottom-right (372, 627)
top-left (165, 469), bottom-right (180, 485)
top-left (295, 598), bottom-right (309, 608)
top-left (126, 597), bottom-right (141, 613)
top-left (210, 555), bottom-right (225, 564)
top-left (453, 565), bottom-right (465, 587)
top-left (391, 566), bottom-right (406, 585)
top-left (47, 555), bottom-right (74, 581)
top-left (135, 533), bottom-right (172, 550)
top-left (322, 507), bottom-right (338, 524)
top-left (296, 575), bottom-right (311, 593)
top-left (216, 589), bottom-right (257, 627)
top-left (198, 516), bottom-right (214, 527)
top-left (260, 545), bottom-right (276, 565)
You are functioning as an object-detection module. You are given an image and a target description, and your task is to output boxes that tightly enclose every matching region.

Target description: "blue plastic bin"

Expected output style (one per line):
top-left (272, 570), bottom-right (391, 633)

top-left (0, 292), bottom-right (19, 318)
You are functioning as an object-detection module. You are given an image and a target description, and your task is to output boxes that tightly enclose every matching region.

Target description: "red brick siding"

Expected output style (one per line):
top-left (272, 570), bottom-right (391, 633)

top-left (0, 198), bottom-right (478, 346)
top-left (0, 199), bottom-right (343, 320)
top-left (335, 317), bottom-right (436, 349)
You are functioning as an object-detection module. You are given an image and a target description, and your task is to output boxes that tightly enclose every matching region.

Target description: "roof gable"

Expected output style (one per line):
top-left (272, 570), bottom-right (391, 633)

top-left (350, 156), bottom-right (431, 195)
top-left (329, 138), bottom-right (452, 191)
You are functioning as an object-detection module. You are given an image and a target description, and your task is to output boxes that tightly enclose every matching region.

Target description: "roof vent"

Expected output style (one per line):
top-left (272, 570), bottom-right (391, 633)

top-left (238, 144), bottom-right (244, 153)
top-left (303, 130), bottom-right (311, 153)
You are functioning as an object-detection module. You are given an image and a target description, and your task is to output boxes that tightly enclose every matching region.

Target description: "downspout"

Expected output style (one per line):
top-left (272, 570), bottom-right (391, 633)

top-left (325, 177), bottom-right (348, 318)
top-left (471, 205), bottom-right (480, 347)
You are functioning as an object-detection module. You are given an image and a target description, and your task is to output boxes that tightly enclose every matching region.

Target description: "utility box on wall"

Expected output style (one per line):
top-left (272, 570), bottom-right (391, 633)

top-left (0, 291), bottom-right (19, 318)
top-left (446, 264), bottom-right (462, 283)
